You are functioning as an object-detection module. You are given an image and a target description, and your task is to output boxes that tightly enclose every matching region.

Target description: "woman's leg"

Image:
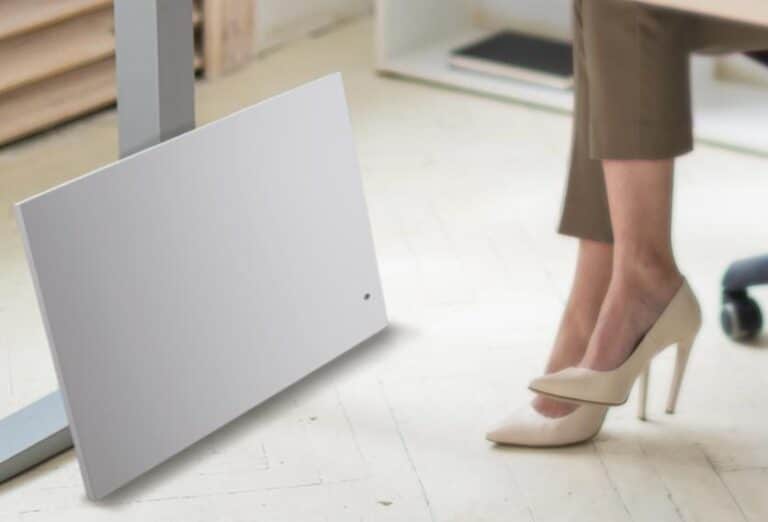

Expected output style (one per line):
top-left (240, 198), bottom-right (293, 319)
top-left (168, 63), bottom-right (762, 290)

top-left (580, 160), bottom-right (683, 370)
top-left (555, 2), bottom-right (768, 373)
top-left (563, 1), bottom-right (692, 371)
top-left (533, 239), bottom-right (612, 416)
top-left (534, 0), bottom-right (613, 418)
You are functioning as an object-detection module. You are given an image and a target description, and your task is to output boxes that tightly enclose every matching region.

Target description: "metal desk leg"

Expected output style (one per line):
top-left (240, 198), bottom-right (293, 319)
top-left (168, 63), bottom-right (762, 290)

top-left (0, 392), bottom-right (71, 482)
top-left (1, 0), bottom-right (196, 484)
top-left (115, 0), bottom-right (196, 157)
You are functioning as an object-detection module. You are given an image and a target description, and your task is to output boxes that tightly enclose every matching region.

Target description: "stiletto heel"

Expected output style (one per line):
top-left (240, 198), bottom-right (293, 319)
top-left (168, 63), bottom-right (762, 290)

top-left (529, 278), bottom-right (702, 407)
top-left (638, 365), bottom-right (650, 421)
top-left (666, 337), bottom-right (694, 414)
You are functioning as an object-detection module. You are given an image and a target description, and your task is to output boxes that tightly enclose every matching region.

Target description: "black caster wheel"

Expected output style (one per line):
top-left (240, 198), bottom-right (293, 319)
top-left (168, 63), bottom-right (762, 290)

top-left (721, 292), bottom-right (763, 341)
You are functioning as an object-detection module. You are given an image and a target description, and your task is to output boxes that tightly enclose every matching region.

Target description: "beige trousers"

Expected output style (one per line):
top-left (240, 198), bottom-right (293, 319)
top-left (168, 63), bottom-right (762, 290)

top-left (558, 0), bottom-right (768, 243)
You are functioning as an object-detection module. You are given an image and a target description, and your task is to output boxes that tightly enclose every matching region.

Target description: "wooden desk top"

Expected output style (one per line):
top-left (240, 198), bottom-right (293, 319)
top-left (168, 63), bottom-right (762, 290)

top-left (638, 0), bottom-right (768, 27)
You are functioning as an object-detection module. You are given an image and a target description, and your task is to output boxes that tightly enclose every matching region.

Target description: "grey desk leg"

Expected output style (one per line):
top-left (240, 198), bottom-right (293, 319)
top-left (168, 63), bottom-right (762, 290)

top-left (1, 0), bottom-right (196, 484)
top-left (115, 0), bottom-right (196, 157)
top-left (0, 392), bottom-right (71, 482)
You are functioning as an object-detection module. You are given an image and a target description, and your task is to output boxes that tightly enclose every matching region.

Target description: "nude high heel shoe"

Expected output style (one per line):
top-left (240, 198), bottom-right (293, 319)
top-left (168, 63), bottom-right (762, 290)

top-left (486, 403), bottom-right (608, 447)
top-left (528, 279), bottom-right (701, 416)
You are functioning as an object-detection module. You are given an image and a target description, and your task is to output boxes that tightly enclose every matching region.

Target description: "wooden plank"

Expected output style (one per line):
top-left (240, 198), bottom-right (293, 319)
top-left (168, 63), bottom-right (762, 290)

top-left (0, 0), bottom-right (204, 145)
top-left (636, 0), bottom-right (768, 27)
top-left (0, 59), bottom-right (116, 146)
top-left (721, 469), bottom-right (768, 522)
top-left (594, 438), bottom-right (683, 522)
top-left (0, 0), bottom-right (112, 41)
top-left (0, 53), bottom-right (203, 147)
top-left (203, 0), bottom-right (254, 79)
top-left (638, 438), bottom-right (748, 522)
top-left (335, 377), bottom-right (436, 522)
top-left (0, 8), bottom-right (115, 97)
top-left (381, 375), bottom-right (535, 522)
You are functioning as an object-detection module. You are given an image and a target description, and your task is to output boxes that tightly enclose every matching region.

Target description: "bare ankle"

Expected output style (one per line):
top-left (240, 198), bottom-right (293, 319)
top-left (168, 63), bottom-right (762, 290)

top-left (613, 249), bottom-right (682, 299)
top-left (544, 312), bottom-right (595, 374)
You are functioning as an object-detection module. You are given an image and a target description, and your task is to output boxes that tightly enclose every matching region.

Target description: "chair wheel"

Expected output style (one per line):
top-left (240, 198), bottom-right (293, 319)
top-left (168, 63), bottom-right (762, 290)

top-left (721, 294), bottom-right (763, 341)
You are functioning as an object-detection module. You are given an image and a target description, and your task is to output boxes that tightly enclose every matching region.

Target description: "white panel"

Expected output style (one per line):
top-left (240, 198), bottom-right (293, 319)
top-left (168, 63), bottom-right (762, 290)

top-left (376, 0), bottom-right (473, 63)
top-left (376, 0), bottom-right (570, 67)
top-left (254, 0), bottom-right (372, 52)
top-left (473, 0), bottom-right (572, 40)
top-left (15, 74), bottom-right (388, 500)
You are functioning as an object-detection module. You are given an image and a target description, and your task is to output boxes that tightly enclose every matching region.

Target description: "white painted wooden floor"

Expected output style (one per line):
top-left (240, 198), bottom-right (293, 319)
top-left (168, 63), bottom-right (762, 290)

top-left (2, 17), bottom-right (768, 522)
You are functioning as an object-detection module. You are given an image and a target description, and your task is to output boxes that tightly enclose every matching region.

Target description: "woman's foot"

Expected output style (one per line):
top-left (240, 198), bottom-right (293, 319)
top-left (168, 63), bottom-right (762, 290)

top-left (580, 264), bottom-right (683, 371)
top-left (527, 278), bottom-right (700, 412)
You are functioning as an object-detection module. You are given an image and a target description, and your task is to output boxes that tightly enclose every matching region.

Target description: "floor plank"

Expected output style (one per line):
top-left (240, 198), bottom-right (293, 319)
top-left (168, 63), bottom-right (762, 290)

top-left (720, 468), bottom-right (768, 522)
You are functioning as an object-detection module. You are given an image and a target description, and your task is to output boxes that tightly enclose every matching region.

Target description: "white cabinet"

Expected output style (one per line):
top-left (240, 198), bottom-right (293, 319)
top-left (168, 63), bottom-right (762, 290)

top-left (375, 0), bottom-right (572, 113)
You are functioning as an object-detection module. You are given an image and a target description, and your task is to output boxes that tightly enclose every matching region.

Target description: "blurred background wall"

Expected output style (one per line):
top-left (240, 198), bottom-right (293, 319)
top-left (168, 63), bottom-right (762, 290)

top-left (253, 0), bottom-right (372, 53)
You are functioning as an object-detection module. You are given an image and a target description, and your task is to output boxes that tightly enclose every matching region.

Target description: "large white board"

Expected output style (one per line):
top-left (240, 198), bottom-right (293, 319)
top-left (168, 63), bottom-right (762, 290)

top-left (16, 74), bottom-right (388, 500)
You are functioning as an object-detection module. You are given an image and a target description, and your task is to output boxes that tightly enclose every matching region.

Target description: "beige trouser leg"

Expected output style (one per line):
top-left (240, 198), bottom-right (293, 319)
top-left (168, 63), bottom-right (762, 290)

top-left (559, 0), bottom-right (768, 243)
